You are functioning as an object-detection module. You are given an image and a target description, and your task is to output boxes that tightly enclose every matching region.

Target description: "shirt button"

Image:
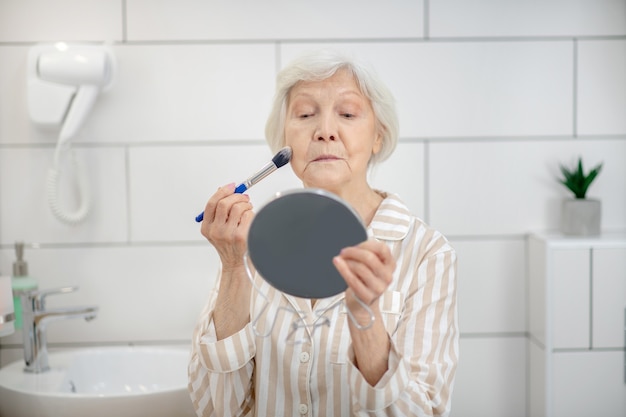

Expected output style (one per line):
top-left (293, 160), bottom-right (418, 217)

top-left (299, 352), bottom-right (310, 363)
top-left (299, 403), bottom-right (308, 414)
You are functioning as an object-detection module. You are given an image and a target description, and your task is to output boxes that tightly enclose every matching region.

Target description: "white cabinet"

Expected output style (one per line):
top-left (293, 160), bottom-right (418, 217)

top-left (528, 233), bottom-right (626, 417)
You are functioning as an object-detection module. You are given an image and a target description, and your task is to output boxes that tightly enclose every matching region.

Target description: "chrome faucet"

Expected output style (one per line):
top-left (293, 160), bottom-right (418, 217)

top-left (20, 286), bottom-right (98, 373)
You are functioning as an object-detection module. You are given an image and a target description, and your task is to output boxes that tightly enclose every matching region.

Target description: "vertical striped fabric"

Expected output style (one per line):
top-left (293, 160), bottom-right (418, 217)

top-left (188, 192), bottom-right (459, 416)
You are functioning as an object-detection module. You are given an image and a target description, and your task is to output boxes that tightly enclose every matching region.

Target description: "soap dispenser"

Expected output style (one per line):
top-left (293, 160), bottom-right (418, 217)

top-left (11, 242), bottom-right (38, 329)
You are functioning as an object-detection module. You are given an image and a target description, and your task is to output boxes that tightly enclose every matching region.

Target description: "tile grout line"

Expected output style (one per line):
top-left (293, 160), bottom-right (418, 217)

top-left (121, 0), bottom-right (128, 43)
top-left (3, 134), bottom-right (625, 150)
top-left (0, 35), bottom-right (625, 48)
top-left (125, 145), bottom-right (132, 242)
top-left (524, 235), bottom-right (531, 417)
top-left (62, 35), bottom-right (626, 46)
top-left (0, 233), bottom-right (531, 249)
top-left (460, 331), bottom-right (528, 338)
top-left (423, 0), bottom-right (430, 40)
top-left (573, 38), bottom-right (578, 138)
top-left (589, 248), bottom-right (593, 349)
top-left (0, 234), bottom-right (531, 251)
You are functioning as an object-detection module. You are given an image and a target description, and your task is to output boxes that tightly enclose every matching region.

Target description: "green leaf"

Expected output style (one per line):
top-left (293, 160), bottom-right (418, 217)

top-left (557, 158), bottom-right (603, 199)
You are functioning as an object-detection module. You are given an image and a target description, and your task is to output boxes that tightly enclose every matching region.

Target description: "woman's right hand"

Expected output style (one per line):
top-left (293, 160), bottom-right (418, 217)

top-left (201, 183), bottom-right (255, 340)
top-left (200, 183), bottom-right (254, 270)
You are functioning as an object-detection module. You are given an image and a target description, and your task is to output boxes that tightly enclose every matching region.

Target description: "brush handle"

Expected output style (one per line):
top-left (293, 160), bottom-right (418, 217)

top-left (194, 149), bottom-right (290, 223)
top-left (195, 183), bottom-right (248, 223)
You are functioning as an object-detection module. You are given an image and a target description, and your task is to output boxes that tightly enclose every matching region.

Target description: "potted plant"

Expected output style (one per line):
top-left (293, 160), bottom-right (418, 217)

top-left (558, 157), bottom-right (603, 236)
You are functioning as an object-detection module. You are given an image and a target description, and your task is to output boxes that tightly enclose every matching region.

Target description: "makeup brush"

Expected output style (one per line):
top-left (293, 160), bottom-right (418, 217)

top-left (195, 146), bottom-right (292, 222)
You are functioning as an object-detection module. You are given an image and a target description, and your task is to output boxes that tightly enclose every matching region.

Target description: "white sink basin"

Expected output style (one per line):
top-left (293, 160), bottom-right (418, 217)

top-left (0, 346), bottom-right (195, 417)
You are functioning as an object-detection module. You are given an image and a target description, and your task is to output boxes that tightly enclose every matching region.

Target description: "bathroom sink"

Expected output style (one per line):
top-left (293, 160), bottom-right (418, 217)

top-left (0, 346), bottom-right (195, 417)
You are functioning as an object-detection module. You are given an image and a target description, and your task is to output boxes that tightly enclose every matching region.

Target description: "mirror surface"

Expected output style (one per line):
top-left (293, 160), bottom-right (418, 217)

top-left (248, 189), bottom-right (367, 299)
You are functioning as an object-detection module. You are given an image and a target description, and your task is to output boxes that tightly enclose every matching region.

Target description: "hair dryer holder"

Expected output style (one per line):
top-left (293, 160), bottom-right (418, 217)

top-left (26, 42), bottom-right (116, 225)
top-left (27, 42), bottom-right (116, 144)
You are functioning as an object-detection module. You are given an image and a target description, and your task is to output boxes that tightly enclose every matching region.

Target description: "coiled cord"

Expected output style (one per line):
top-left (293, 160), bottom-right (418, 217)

top-left (46, 142), bottom-right (91, 225)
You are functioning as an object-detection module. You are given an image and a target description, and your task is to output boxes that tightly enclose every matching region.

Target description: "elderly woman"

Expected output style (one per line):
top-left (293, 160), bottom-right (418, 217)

top-left (188, 50), bottom-right (458, 417)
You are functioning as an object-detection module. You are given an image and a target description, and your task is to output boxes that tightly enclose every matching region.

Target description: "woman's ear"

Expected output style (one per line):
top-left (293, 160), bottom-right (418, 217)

top-left (372, 131), bottom-right (383, 155)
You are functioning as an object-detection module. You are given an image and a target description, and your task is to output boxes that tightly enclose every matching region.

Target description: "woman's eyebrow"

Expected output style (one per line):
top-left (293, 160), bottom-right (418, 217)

top-left (337, 89), bottom-right (364, 98)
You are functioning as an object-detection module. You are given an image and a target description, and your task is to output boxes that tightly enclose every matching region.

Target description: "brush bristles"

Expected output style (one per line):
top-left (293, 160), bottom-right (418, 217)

top-left (271, 147), bottom-right (292, 168)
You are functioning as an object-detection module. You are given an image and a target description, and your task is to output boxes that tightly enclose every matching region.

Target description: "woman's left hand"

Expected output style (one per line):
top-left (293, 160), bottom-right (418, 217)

top-left (333, 238), bottom-right (396, 316)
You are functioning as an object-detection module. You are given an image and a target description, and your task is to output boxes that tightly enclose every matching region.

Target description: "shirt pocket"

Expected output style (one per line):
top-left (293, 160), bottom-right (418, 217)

top-left (329, 291), bottom-right (404, 364)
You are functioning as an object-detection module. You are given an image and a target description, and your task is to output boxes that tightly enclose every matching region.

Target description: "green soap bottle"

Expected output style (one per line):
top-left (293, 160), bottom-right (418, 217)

top-left (11, 242), bottom-right (38, 329)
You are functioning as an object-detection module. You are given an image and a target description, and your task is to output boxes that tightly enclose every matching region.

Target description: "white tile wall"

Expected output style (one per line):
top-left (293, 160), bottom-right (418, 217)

top-left (451, 336), bottom-right (527, 417)
top-left (430, 0), bottom-right (626, 38)
top-left (451, 239), bottom-right (526, 334)
top-left (0, 46), bottom-right (40, 143)
top-left (281, 41), bottom-right (574, 138)
top-left (429, 138), bottom-right (626, 236)
top-left (0, 1), bottom-right (122, 42)
top-left (126, 0), bottom-right (425, 41)
top-left (127, 144), bottom-right (302, 242)
top-left (368, 142), bottom-right (425, 217)
top-left (0, 44), bottom-right (278, 145)
top-left (0, 245), bottom-right (216, 344)
top-left (83, 43), bottom-right (278, 143)
top-left (0, 147), bottom-right (128, 244)
top-left (578, 40), bottom-right (626, 135)
top-left (0, 1), bottom-right (625, 416)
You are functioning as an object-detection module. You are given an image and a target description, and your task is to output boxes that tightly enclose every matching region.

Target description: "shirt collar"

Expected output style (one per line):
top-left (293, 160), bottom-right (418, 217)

top-left (367, 192), bottom-right (412, 241)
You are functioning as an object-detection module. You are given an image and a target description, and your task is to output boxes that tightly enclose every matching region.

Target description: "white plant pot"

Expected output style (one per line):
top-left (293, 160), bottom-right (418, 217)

top-left (560, 198), bottom-right (601, 236)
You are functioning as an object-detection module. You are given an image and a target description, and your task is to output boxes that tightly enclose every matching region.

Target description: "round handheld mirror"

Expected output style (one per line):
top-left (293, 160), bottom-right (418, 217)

top-left (247, 189), bottom-right (367, 299)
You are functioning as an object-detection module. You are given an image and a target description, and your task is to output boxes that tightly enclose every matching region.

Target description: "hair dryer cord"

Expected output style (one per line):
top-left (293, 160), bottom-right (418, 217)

top-left (46, 142), bottom-right (91, 225)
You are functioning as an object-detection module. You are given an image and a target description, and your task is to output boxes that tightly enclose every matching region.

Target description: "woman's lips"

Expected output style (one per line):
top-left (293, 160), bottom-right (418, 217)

top-left (312, 155), bottom-right (340, 162)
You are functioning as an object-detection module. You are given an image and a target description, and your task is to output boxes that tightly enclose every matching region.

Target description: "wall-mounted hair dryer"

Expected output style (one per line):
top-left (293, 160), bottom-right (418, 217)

top-left (27, 43), bottom-right (116, 224)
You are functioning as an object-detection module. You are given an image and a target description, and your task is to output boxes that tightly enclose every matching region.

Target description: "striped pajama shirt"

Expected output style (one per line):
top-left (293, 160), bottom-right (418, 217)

top-left (188, 192), bottom-right (459, 416)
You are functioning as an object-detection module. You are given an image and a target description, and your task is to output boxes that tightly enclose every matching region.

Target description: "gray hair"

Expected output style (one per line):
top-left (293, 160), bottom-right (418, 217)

top-left (264, 50), bottom-right (399, 166)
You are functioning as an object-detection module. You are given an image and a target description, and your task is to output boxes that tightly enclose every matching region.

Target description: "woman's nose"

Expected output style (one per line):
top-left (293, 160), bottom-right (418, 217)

top-left (315, 113), bottom-right (337, 141)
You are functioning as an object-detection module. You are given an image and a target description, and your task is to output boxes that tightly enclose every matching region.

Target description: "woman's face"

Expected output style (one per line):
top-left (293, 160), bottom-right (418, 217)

top-left (284, 69), bottom-right (382, 193)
